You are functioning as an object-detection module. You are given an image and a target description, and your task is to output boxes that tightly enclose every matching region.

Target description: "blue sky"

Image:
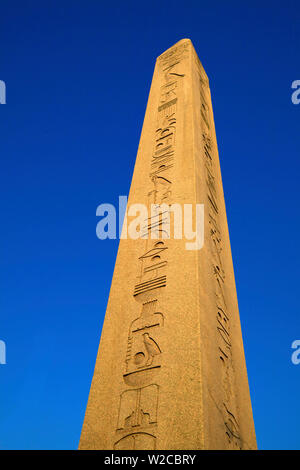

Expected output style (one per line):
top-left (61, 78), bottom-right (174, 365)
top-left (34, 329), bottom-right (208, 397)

top-left (0, 0), bottom-right (299, 450)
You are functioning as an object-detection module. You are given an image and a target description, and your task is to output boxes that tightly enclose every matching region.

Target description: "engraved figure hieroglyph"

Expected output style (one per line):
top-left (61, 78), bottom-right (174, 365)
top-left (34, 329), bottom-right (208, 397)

top-left (117, 384), bottom-right (159, 430)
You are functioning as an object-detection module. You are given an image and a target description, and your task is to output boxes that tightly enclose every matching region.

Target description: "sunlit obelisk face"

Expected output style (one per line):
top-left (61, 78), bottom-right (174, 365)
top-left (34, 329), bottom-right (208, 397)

top-left (79, 39), bottom-right (257, 450)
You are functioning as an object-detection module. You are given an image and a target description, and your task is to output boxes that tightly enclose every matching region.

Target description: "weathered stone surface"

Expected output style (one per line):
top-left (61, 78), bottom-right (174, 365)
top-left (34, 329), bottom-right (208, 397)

top-left (79, 39), bottom-right (257, 450)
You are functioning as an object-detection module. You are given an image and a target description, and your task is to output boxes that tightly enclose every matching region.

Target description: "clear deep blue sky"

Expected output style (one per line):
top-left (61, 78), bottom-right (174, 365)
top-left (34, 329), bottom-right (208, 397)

top-left (0, 0), bottom-right (299, 450)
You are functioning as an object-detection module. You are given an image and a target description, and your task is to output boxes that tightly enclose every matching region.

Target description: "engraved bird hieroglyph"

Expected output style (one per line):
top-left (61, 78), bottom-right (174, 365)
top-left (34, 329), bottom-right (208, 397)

top-left (142, 333), bottom-right (161, 366)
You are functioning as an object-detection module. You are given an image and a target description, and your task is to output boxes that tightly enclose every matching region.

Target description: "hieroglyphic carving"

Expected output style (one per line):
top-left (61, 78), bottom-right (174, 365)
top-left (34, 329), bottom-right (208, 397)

top-left (114, 432), bottom-right (156, 450)
top-left (114, 42), bottom-right (188, 449)
top-left (224, 403), bottom-right (241, 448)
top-left (200, 91), bottom-right (210, 131)
top-left (134, 276), bottom-right (167, 297)
top-left (150, 151), bottom-right (174, 178)
top-left (199, 67), bottom-right (242, 448)
top-left (136, 241), bottom-right (168, 285)
top-left (123, 300), bottom-right (163, 387)
top-left (159, 81), bottom-right (177, 107)
top-left (149, 176), bottom-right (172, 205)
top-left (117, 384), bottom-right (159, 430)
top-left (209, 213), bottom-right (225, 278)
top-left (158, 40), bottom-right (189, 69)
top-left (154, 114), bottom-right (176, 168)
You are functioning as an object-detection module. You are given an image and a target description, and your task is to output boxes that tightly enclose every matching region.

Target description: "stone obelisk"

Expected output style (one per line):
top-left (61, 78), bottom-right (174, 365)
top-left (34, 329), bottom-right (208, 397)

top-left (79, 39), bottom-right (256, 450)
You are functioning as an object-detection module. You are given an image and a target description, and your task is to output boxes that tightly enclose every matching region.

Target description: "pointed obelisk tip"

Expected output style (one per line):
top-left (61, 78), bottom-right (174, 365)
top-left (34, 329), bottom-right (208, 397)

top-left (156, 38), bottom-right (193, 61)
top-left (178, 38), bottom-right (192, 43)
top-left (169, 38), bottom-right (192, 48)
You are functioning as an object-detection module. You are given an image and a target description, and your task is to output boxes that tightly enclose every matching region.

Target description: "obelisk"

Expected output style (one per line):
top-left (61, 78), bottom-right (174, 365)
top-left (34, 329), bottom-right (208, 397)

top-left (79, 39), bottom-right (256, 450)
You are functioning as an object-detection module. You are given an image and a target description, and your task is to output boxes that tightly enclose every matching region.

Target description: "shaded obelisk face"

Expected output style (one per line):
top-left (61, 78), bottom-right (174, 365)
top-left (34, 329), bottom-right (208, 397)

top-left (79, 39), bottom-right (256, 451)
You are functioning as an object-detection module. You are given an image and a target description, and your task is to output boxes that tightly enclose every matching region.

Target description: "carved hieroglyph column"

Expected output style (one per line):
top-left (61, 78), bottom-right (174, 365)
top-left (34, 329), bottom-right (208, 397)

top-left (79, 39), bottom-right (257, 450)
